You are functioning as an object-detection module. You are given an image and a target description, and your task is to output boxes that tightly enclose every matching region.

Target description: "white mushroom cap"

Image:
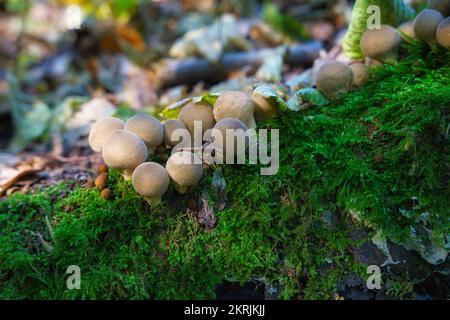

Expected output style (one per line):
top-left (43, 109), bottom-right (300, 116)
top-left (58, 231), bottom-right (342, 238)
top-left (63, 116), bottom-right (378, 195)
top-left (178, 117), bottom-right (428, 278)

top-left (166, 151), bottom-right (203, 194)
top-left (163, 119), bottom-right (189, 147)
top-left (349, 62), bottom-right (369, 88)
top-left (132, 162), bottom-right (170, 204)
top-left (88, 117), bottom-right (125, 152)
top-left (178, 102), bottom-right (215, 137)
top-left (213, 91), bottom-right (257, 129)
top-left (413, 9), bottom-right (445, 48)
top-left (360, 25), bottom-right (401, 63)
top-left (316, 61), bottom-right (353, 100)
top-left (102, 129), bottom-right (148, 180)
top-left (251, 94), bottom-right (277, 120)
top-left (210, 118), bottom-right (248, 163)
top-left (124, 113), bottom-right (163, 153)
top-left (436, 17), bottom-right (450, 49)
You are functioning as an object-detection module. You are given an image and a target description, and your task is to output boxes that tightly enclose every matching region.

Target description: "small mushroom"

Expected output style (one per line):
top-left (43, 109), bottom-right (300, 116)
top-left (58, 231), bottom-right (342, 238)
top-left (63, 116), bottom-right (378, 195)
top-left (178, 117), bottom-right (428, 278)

top-left (124, 113), bottom-right (163, 154)
top-left (209, 118), bottom-right (249, 163)
top-left (251, 94), bottom-right (277, 120)
top-left (436, 17), bottom-right (450, 49)
top-left (213, 91), bottom-right (257, 129)
top-left (428, 0), bottom-right (450, 16)
top-left (178, 102), bottom-right (215, 137)
top-left (349, 62), bottom-right (369, 88)
top-left (88, 117), bottom-right (125, 152)
top-left (398, 22), bottom-right (416, 42)
top-left (166, 151), bottom-right (203, 194)
top-left (360, 25), bottom-right (401, 64)
top-left (132, 162), bottom-right (170, 204)
top-left (163, 119), bottom-right (189, 147)
top-left (316, 61), bottom-right (353, 100)
top-left (102, 129), bottom-right (147, 180)
top-left (413, 9), bottom-right (445, 48)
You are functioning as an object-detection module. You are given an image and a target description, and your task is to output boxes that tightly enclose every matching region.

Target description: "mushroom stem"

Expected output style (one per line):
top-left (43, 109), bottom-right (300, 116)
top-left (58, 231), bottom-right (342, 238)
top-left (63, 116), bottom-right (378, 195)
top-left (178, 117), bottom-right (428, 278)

top-left (122, 168), bottom-right (134, 180)
top-left (143, 196), bottom-right (162, 205)
top-left (174, 184), bottom-right (189, 194)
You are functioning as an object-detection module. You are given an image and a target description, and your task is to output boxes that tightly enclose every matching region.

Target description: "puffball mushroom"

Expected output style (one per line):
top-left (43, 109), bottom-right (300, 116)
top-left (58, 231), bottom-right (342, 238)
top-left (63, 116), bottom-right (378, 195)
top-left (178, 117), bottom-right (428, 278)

top-left (132, 162), bottom-right (170, 204)
top-left (349, 63), bottom-right (369, 88)
top-left (436, 17), bottom-right (450, 49)
top-left (163, 119), bottom-right (189, 147)
top-left (428, 0), bottom-right (450, 16)
top-left (166, 151), bottom-right (203, 194)
top-left (398, 22), bottom-right (416, 42)
top-left (102, 129), bottom-right (147, 180)
top-left (178, 102), bottom-right (215, 137)
top-left (360, 25), bottom-right (401, 64)
top-left (316, 61), bottom-right (353, 100)
top-left (124, 113), bottom-right (163, 154)
top-left (213, 91), bottom-right (257, 129)
top-left (413, 9), bottom-right (445, 48)
top-left (88, 117), bottom-right (125, 152)
top-left (210, 118), bottom-right (249, 162)
top-left (251, 94), bottom-right (277, 120)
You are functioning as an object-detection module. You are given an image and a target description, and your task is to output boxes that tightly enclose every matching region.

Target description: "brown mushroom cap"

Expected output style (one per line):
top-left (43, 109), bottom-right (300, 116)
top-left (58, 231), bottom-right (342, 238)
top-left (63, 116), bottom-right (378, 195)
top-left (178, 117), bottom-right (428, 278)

top-left (413, 9), bottom-right (445, 48)
top-left (360, 25), bottom-right (401, 63)
top-left (349, 62), bottom-right (369, 88)
top-left (88, 117), bottom-right (125, 152)
top-left (209, 118), bottom-right (249, 163)
top-left (132, 162), bottom-right (170, 204)
top-left (124, 113), bottom-right (163, 153)
top-left (316, 61), bottom-right (353, 100)
top-left (398, 22), bottom-right (416, 42)
top-left (166, 151), bottom-right (203, 194)
top-left (178, 102), bottom-right (215, 137)
top-left (213, 91), bottom-right (257, 129)
top-left (251, 94), bottom-right (277, 120)
top-left (428, 0), bottom-right (450, 16)
top-left (102, 129), bottom-right (148, 180)
top-left (163, 119), bottom-right (189, 147)
top-left (436, 17), bottom-right (450, 49)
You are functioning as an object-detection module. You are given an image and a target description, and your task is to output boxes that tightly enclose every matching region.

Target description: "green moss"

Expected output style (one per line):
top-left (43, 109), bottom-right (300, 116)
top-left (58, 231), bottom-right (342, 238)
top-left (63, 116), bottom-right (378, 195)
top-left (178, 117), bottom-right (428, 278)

top-left (1, 42), bottom-right (449, 299)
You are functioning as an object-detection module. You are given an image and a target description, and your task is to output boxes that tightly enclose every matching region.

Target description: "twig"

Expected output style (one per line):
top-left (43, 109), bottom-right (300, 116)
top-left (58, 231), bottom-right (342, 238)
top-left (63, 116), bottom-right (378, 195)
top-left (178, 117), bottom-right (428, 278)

top-left (157, 41), bottom-right (323, 87)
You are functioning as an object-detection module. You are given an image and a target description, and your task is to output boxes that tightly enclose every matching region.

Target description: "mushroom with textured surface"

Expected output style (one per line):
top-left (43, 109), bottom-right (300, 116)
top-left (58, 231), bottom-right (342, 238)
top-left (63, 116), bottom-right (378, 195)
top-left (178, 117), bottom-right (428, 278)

top-left (209, 118), bottom-right (249, 164)
top-left (213, 91), bottom-right (257, 129)
top-left (178, 102), bottom-right (215, 138)
top-left (413, 9), bottom-right (445, 49)
top-left (102, 129), bottom-right (148, 180)
top-left (163, 119), bottom-right (189, 147)
top-left (436, 17), bottom-right (450, 49)
top-left (360, 25), bottom-right (402, 64)
top-left (316, 61), bottom-right (353, 100)
top-left (350, 62), bottom-right (369, 88)
top-left (88, 117), bottom-right (125, 152)
top-left (124, 113), bottom-right (163, 154)
top-left (166, 151), bottom-right (203, 194)
top-left (132, 162), bottom-right (170, 204)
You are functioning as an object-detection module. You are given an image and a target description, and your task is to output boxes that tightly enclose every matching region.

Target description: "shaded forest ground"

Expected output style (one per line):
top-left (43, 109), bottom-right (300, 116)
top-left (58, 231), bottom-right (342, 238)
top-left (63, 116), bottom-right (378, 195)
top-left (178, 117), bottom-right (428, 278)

top-left (1, 42), bottom-right (449, 300)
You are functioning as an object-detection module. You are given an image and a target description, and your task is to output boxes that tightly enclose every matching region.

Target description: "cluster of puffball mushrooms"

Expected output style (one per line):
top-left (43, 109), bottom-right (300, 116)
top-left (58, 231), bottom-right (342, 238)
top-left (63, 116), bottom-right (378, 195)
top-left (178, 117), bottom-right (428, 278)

top-left (88, 90), bottom-right (273, 204)
top-left (316, 0), bottom-right (450, 101)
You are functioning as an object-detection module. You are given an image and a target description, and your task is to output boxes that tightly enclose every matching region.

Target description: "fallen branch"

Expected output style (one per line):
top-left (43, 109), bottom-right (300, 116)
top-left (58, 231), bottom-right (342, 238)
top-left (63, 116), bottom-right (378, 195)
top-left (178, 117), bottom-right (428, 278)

top-left (157, 41), bottom-right (323, 87)
top-left (0, 168), bottom-right (40, 197)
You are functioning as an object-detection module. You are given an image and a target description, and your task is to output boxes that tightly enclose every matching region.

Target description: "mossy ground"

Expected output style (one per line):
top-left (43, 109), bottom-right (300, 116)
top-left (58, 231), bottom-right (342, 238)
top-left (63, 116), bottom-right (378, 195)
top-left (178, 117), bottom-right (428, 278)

top-left (1, 43), bottom-right (449, 300)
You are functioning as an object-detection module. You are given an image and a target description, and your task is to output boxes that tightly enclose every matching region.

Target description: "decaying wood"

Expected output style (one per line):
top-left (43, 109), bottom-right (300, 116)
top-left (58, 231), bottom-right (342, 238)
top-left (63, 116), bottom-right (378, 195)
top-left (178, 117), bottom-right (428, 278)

top-left (157, 41), bottom-right (323, 87)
